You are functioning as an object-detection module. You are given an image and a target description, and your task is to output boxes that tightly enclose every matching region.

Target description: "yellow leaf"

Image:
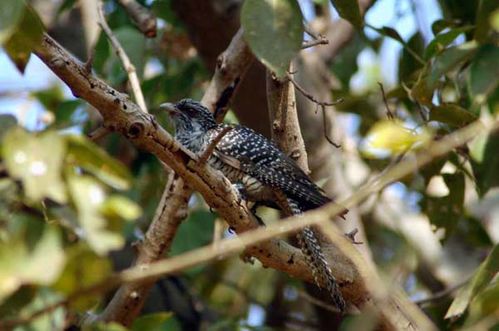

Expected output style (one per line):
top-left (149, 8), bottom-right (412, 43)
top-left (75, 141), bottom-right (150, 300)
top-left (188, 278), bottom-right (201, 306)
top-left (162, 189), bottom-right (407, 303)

top-left (363, 120), bottom-right (432, 158)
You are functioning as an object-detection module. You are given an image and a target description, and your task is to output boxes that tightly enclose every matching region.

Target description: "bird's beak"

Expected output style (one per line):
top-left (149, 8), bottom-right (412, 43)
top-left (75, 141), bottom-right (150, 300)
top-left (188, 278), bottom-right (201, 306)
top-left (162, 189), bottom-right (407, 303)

top-left (159, 102), bottom-right (178, 116)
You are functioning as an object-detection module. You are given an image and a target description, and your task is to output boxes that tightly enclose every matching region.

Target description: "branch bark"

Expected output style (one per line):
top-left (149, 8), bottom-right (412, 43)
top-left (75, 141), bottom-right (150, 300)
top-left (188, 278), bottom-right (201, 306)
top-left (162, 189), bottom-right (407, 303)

top-left (91, 172), bottom-right (190, 325)
top-left (117, 0), bottom-right (157, 38)
top-left (31, 31), bottom-right (470, 330)
top-left (91, 27), bottom-right (254, 325)
top-left (97, 0), bottom-right (148, 113)
top-left (266, 66), bottom-right (309, 173)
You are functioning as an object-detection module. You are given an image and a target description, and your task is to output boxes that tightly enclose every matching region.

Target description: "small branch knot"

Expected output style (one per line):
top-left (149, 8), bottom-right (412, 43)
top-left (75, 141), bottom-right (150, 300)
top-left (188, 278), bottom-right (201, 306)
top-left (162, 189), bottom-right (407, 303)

top-left (127, 122), bottom-right (144, 139)
top-left (216, 54), bottom-right (227, 73)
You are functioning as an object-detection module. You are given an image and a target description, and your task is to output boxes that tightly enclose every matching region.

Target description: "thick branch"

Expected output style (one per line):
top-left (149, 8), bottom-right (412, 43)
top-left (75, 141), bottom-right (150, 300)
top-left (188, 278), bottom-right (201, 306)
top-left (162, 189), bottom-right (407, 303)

top-left (93, 28), bottom-right (256, 325)
top-left (201, 28), bottom-right (253, 119)
top-left (117, 0), bottom-right (157, 38)
top-left (315, 0), bottom-right (373, 63)
top-left (31, 32), bottom-right (483, 330)
top-left (33, 29), bottom-right (327, 286)
top-left (266, 66), bottom-right (310, 173)
top-left (4, 80), bottom-right (488, 330)
top-left (92, 173), bottom-right (190, 325)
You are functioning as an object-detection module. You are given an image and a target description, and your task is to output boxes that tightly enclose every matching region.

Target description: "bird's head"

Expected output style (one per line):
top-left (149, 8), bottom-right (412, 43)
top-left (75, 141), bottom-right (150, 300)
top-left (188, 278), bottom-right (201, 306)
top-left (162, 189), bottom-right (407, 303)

top-left (160, 99), bottom-right (217, 135)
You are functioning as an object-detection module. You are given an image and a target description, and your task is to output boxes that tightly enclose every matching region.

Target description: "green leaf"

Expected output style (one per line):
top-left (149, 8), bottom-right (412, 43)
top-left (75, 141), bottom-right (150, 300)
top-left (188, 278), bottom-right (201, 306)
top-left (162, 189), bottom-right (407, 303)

top-left (131, 312), bottom-right (173, 331)
top-left (429, 104), bottom-right (478, 127)
top-left (68, 175), bottom-right (124, 255)
top-left (465, 281), bottom-right (499, 326)
top-left (445, 244), bottom-right (499, 319)
top-left (171, 209), bottom-right (215, 256)
top-left (152, 0), bottom-right (179, 25)
top-left (426, 41), bottom-right (478, 90)
top-left (14, 289), bottom-right (66, 331)
top-left (412, 41), bottom-right (478, 105)
top-left (113, 26), bottom-right (146, 79)
top-left (54, 245), bottom-right (112, 310)
top-left (0, 0), bottom-right (25, 44)
top-left (431, 19), bottom-right (462, 35)
top-left (0, 286), bottom-right (36, 318)
top-left (470, 131), bottom-right (499, 196)
top-left (468, 44), bottom-right (499, 104)
top-left (399, 32), bottom-right (425, 83)
top-left (456, 217), bottom-right (493, 248)
top-left (54, 100), bottom-right (84, 128)
top-left (2, 128), bottom-right (67, 203)
top-left (329, 0), bottom-right (363, 28)
top-left (3, 4), bottom-right (44, 73)
top-left (31, 85), bottom-right (65, 110)
top-left (422, 172), bottom-right (465, 237)
top-left (0, 222), bottom-right (65, 303)
top-left (330, 35), bottom-right (365, 86)
top-left (424, 26), bottom-right (473, 60)
top-left (66, 135), bottom-right (132, 190)
top-left (241, 0), bottom-right (303, 78)
top-left (0, 114), bottom-right (17, 140)
top-left (100, 195), bottom-right (141, 221)
top-left (474, 0), bottom-right (499, 43)
top-left (371, 26), bottom-right (404, 43)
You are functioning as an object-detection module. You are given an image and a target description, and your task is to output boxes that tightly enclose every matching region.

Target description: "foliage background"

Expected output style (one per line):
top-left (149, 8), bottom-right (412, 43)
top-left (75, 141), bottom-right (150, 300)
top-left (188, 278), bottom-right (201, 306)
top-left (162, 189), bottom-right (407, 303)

top-left (0, 0), bottom-right (498, 330)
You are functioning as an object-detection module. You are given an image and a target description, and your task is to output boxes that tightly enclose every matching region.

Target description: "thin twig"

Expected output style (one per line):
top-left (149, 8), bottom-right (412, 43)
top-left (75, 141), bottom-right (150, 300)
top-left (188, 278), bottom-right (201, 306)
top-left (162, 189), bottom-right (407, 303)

top-left (198, 126), bottom-right (233, 165)
top-left (31, 31), bottom-right (488, 331)
top-left (345, 228), bottom-right (363, 244)
top-left (365, 23), bottom-right (425, 65)
top-left (302, 38), bottom-right (329, 49)
top-left (320, 105), bottom-right (341, 148)
top-left (414, 279), bottom-right (469, 306)
top-left (117, 0), bottom-right (157, 38)
top-left (287, 72), bottom-right (343, 107)
top-left (378, 82), bottom-right (395, 120)
top-left (97, 0), bottom-right (148, 113)
top-left (90, 28), bottom-right (252, 326)
top-left (1, 109), bottom-right (486, 329)
top-left (297, 289), bottom-right (342, 313)
top-left (87, 126), bottom-right (109, 141)
top-left (303, 23), bottom-right (321, 40)
top-left (287, 71), bottom-right (342, 148)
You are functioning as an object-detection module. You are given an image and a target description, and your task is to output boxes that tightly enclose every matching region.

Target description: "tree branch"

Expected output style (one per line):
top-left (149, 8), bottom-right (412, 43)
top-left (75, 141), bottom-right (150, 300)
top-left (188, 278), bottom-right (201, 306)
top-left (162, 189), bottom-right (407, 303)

top-left (31, 31), bottom-right (496, 331)
top-left (5, 112), bottom-right (492, 330)
top-left (302, 38), bottom-right (329, 50)
top-left (97, 0), bottom-right (148, 112)
top-left (3, 78), bottom-right (490, 329)
top-left (201, 28), bottom-right (253, 119)
top-left (266, 65), bottom-right (310, 174)
top-left (117, 0), bottom-right (157, 38)
top-left (198, 126), bottom-right (233, 165)
top-left (91, 27), bottom-right (254, 325)
top-left (89, 172), bottom-right (190, 325)
top-left (316, 0), bottom-right (374, 63)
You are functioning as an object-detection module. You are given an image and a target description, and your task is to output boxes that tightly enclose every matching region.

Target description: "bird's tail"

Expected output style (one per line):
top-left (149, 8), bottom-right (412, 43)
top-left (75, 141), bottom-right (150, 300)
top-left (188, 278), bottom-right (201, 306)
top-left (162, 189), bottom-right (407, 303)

top-left (297, 226), bottom-right (346, 312)
top-left (285, 198), bottom-right (345, 311)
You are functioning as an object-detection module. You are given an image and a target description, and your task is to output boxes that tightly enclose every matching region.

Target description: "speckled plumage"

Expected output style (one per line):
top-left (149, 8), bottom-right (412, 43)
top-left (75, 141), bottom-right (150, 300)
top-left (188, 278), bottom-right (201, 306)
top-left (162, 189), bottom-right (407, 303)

top-left (162, 99), bottom-right (345, 311)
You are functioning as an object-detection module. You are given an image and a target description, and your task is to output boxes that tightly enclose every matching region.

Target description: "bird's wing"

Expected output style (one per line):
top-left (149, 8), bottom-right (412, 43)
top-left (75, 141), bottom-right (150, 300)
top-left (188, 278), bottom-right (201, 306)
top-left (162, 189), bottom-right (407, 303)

top-left (214, 125), bottom-right (330, 210)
